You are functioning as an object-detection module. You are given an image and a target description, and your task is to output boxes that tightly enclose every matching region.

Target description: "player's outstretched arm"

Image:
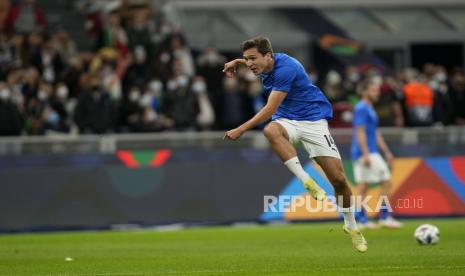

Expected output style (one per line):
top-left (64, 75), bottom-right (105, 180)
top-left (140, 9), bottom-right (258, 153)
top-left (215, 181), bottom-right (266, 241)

top-left (222, 59), bottom-right (247, 78)
top-left (223, 91), bottom-right (287, 140)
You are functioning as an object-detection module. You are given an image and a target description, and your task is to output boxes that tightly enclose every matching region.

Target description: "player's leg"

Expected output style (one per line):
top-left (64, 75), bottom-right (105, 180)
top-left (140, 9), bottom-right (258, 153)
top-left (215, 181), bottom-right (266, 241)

top-left (263, 121), bottom-right (325, 200)
top-left (314, 156), bottom-right (367, 252)
top-left (378, 179), bottom-right (403, 228)
top-left (313, 156), bottom-right (354, 210)
top-left (356, 183), bottom-right (369, 223)
top-left (263, 121), bottom-right (296, 162)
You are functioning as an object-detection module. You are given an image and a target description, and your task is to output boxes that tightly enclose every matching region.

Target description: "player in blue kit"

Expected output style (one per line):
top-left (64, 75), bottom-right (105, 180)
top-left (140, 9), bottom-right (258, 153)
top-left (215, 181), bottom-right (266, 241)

top-left (352, 79), bottom-right (403, 229)
top-left (223, 36), bottom-right (367, 252)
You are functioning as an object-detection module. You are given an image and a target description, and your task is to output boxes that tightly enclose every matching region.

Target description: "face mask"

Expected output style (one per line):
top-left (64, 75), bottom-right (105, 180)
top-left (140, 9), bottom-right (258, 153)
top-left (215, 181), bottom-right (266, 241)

top-left (149, 80), bottom-right (163, 93)
top-left (139, 94), bottom-right (153, 107)
top-left (177, 75), bottom-right (189, 88)
top-left (57, 86), bottom-right (69, 99)
top-left (47, 111), bottom-right (59, 124)
top-left (435, 72), bottom-right (447, 82)
top-left (129, 90), bottom-right (140, 102)
top-left (134, 46), bottom-right (146, 63)
top-left (192, 82), bottom-right (206, 94)
top-left (327, 71), bottom-right (341, 85)
top-left (371, 76), bottom-right (382, 86)
top-left (160, 25), bottom-right (172, 35)
top-left (167, 80), bottom-right (178, 91)
top-left (0, 89), bottom-right (11, 101)
top-left (38, 90), bottom-right (48, 101)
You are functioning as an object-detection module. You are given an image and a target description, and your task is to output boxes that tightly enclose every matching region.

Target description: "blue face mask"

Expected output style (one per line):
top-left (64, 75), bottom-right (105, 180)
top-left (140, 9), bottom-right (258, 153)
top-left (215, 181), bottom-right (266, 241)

top-left (47, 111), bottom-right (59, 125)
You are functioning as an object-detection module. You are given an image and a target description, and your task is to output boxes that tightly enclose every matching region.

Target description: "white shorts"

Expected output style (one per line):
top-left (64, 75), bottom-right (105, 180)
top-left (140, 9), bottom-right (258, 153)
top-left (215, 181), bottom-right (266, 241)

top-left (353, 153), bottom-right (391, 184)
top-left (274, 118), bottom-right (341, 159)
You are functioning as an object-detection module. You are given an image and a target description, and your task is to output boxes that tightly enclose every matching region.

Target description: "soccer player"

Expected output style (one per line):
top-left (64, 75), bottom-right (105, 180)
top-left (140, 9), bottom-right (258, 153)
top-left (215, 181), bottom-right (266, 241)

top-left (351, 79), bottom-right (403, 229)
top-left (223, 36), bottom-right (367, 253)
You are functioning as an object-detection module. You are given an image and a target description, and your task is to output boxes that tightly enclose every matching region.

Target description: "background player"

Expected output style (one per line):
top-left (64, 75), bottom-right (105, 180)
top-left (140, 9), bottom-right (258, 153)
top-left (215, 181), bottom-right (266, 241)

top-left (352, 79), bottom-right (404, 229)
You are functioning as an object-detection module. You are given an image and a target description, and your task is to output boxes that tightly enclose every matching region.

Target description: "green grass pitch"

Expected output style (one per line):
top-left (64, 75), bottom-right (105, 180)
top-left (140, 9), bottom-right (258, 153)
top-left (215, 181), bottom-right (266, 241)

top-left (1, 218), bottom-right (465, 275)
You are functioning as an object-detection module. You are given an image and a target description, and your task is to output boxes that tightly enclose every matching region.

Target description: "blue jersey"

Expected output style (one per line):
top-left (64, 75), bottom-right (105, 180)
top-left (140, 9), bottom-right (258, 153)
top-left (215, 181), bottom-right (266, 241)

top-left (260, 53), bottom-right (332, 121)
top-left (351, 101), bottom-right (379, 159)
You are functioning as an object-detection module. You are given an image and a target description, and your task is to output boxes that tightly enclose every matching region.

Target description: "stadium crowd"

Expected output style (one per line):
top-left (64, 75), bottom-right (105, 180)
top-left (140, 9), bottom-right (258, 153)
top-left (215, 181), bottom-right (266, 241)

top-left (0, 0), bottom-right (464, 136)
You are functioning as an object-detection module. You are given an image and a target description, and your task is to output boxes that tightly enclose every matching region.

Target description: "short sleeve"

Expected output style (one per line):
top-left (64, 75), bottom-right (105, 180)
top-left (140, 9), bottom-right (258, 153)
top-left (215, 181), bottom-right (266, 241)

top-left (272, 66), bottom-right (296, 93)
top-left (353, 105), bottom-right (368, 127)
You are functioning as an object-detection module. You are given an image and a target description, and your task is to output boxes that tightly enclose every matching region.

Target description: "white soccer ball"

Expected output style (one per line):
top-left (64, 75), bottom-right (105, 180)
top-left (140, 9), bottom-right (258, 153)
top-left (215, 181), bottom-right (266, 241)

top-left (414, 224), bottom-right (440, 245)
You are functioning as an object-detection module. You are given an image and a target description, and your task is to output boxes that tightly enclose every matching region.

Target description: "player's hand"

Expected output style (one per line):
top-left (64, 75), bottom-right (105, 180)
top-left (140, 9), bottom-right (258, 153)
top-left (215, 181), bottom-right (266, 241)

top-left (385, 152), bottom-right (394, 167)
top-left (363, 154), bottom-right (371, 168)
top-left (222, 60), bottom-right (237, 78)
top-left (223, 127), bottom-right (245, 140)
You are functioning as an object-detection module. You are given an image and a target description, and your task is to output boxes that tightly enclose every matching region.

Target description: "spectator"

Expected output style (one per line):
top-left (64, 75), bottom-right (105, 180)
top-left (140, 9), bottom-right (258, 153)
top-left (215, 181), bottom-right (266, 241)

top-left (126, 7), bottom-right (153, 64)
top-left (449, 69), bottom-right (465, 125)
top-left (0, 81), bottom-right (23, 135)
top-left (169, 34), bottom-right (195, 77)
top-left (401, 69), bottom-right (434, 127)
top-left (220, 77), bottom-right (246, 130)
top-left (191, 75), bottom-right (215, 130)
top-left (197, 47), bottom-right (226, 128)
top-left (21, 66), bottom-right (39, 101)
top-left (52, 28), bottom-right (77, 65)
top-left (95, 10), bottom-right (128, 56)
top-left (324, 70), bottom-right (345, 102)
top-left (162, 75), bottom-right (199, 130)
top-left (4, 0), bottom-right (47, 34)
top-left (0, 0), bottom-right (11, 31)
top-left (74, 76), bottom-right (117, 134)
top-left (373, 75), bottom-right (405, 127)
top-left (118, 86), bottom-right (143, 132)
top-left (31, 35), bottom-right (64, 83)
top-left (123, 49), bottom-right (150, 91)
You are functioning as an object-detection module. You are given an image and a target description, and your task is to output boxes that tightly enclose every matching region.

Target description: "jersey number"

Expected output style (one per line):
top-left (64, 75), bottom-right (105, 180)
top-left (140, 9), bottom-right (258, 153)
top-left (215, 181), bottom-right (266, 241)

top-left (324, 134), bottom-right (335, 148)
top-left (324, 134), bottom-right (338, 153)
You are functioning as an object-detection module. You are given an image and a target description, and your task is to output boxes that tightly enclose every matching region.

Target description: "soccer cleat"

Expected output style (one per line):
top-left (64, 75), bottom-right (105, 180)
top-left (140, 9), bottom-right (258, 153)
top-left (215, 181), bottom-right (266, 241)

top-left (379, 216), bottom-right (403, 229)
top-left (343, 225), bottom-right (368, 253)
top-left (303, 178), bottom-right (326, 201)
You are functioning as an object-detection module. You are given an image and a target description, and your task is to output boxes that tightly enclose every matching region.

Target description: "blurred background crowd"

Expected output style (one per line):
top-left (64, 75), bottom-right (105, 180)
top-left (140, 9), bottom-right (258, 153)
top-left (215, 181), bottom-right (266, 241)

top-left (0, 0), bottom-right (464, 136)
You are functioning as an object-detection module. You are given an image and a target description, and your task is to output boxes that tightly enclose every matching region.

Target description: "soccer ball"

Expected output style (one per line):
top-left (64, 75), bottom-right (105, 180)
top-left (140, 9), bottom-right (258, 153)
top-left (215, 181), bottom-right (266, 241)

top-left (414, 224), bottom-right (440, 245)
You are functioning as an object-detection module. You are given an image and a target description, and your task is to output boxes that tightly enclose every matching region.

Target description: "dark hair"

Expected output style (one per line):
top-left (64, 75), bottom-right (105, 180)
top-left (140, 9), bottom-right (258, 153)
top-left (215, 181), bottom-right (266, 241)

top-left (357, 78), bottom-right (378, 95)
top-left (240, 36), bottom-right (273, 55)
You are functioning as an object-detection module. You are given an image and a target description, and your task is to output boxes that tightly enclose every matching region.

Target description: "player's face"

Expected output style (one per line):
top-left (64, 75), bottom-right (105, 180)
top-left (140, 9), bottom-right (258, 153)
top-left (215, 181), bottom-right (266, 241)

top-left (365, 84), bottom-right (381, 103)
top-left (243, 48), bottom-right (273, 75)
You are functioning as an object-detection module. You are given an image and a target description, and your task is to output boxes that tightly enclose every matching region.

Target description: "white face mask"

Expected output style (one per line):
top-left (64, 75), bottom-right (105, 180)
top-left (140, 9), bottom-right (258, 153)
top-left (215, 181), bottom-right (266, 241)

top-left (38, 90), bottom-right (48, 101)
top-left (149, 80), bottom-right (163, 93)
top-left (435, 72), bottom-right (447, 82)
top-left (129, 90), bottom-right (140, 102)
top-left (57, 85), bottom-right (69, 99)
top-left (177, 75), bottom-right (189, 88)
top-left (134, 46), bottom-right (146, 63)
top-left (167, 80), bottom-right (178, 91)
top-left (0, 89), bottom-right (11, 101)
top-left (139, 94), bottom-right (153, 107)
top-left (192, 82), bottom-right (206, 94)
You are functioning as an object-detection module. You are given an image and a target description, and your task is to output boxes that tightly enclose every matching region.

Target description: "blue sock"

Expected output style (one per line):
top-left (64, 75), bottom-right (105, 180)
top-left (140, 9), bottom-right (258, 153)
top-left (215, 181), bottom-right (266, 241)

top-left (379, 202), bottom-right (390, 220)
top-left (356, 207), bottom-right (368, 223)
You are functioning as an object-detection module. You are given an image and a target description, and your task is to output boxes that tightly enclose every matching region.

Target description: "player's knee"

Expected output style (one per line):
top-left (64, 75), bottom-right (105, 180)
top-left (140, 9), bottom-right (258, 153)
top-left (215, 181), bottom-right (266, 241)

top-left (329, 172), bottom-right (348, 190)
top-left (263, 124), bottom-right (281, 141)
